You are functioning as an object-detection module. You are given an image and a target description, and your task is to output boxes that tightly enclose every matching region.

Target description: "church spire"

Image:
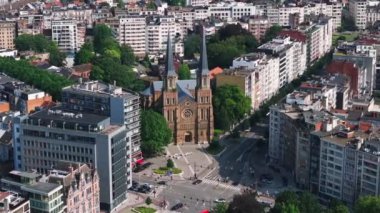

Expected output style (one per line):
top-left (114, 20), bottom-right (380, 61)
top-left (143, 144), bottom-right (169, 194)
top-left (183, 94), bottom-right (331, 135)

top-left (166, 32), bottom-right (176, 77)
top-left (199, 27), bottom-right (209, 75)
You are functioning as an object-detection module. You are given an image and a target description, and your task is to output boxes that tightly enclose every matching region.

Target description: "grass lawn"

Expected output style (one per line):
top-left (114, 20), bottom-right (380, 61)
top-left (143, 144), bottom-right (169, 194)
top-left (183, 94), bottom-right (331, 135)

top-left (333, 32), bottom-right (359, 46)
top-left (134, 207), bottom-right (156, 213)
top-left (153, 167), bottom-right (182, 175)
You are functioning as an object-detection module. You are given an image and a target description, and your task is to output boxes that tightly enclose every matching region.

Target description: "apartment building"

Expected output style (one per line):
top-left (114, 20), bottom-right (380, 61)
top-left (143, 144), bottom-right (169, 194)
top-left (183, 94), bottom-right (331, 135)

top-left (48, 162), bottom-right (100, 213)
top-left (0, 191), bottom-right (30, 213)
top-left (367, 5), bottom-right (380, 26)
top-left (12, 108), bottom-right (131, 212)
top-left (258, 36), bottom-right (298, 88)
top-left (230, 53), bottom-right (280, 105)
top-left (208, 2), bottom-right (262, 20)
top-left (118, 15), bottom-right (184, 57)
top-left (0, 81), bottom-right (53, 114)
top-left (61, 81), bottom-right (142, 165)
top-left (349, 0), bottom-right (369, 29)
top-left (1, 170), bottom-right (66, 213)
top-left (0, 21), bottom-right (16, 50)
top-left (51, 7), bottom-right (93, 28)
top-left (119, 16), bottom-right (147, 57)
top-left (216, 68), bottom-right (258, 110)
top-left (188, 0), bottom-right (211, 7)
top-left (52, 19), bottom-right (85, 53)
top-left (248, 16), bottom-right (270, 41)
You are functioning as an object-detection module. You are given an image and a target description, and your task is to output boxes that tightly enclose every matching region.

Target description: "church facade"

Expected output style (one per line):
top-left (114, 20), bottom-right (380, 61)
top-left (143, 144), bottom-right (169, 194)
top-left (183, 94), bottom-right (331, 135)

top-left (141, 32), bottom-right (214, 145)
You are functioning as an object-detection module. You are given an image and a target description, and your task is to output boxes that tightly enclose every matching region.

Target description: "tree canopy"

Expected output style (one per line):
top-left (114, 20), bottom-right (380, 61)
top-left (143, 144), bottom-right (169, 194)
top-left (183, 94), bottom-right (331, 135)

top-left (74, 42), bottom-right (94, 65)
top-left (227, 193), bottom-right (264, 213)
top-left (166, 0), bottom-right (185, 6)
top-left (14, 34), bottom-right (66, 66)
top-left (178, 63), bottom-right (191, 80)
top-left (184, 24), bottom-right (258, 68)
top-left (93, 24), bottom-right (115, 54)
top-left (141, 110), bottom-right (172, 156)
top-left (262, 24), bottom-right (282, 43)
top-left (355, 196), bottom-right (380, 213)
top-left (213, 85), bottom-right (251, 131)
top-left (0, 57), bottom-right (72, 100)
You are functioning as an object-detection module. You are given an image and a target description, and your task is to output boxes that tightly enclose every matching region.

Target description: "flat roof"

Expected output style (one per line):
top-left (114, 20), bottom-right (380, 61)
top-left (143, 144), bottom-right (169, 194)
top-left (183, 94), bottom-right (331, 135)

top-left (9, 170), bottom-right (40, 179)
top-left (29, 107), bottom-right (108, 125)
top-left (22, 182), bottom-right (61, 195)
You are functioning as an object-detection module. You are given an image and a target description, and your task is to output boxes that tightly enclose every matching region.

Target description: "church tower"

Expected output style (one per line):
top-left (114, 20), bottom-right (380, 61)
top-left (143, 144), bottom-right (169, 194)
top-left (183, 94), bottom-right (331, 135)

top-left (196, 28), bottom-right (214, 143)
top-left (162, 34), bottom-right (178, 143)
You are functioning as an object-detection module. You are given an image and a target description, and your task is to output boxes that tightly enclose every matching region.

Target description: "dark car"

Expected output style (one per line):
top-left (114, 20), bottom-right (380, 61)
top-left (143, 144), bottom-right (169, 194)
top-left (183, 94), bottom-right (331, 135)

top-left (132, 181), bottom-right (139, 187)
top-left (133, 162), bottom-right (153, 172)
top-left (232, 181), bottom-right (239, 186)
top-left (192, 179), bottom-right (202, 185)
top-left (137, 187), bottom-right (148, 193)
top-left (157, 181), bottom-right (167, 185)
top-left (171, 203), bottom-right (184, 211)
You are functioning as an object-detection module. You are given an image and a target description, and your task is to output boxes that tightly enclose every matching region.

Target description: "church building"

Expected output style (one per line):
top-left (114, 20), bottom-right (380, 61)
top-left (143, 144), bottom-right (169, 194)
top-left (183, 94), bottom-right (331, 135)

top-left (141, 31), bottom-right (214, 145)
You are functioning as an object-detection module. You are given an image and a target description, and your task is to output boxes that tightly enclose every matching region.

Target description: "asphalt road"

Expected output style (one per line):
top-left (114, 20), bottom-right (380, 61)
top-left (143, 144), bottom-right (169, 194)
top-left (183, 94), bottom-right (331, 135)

top-left (135, 174), bottom-right (237, 213)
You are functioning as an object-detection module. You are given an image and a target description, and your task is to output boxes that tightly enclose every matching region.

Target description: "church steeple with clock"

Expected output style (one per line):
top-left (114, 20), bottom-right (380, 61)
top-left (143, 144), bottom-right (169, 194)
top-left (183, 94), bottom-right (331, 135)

top-left (143, 29), bottom-right (214, 145)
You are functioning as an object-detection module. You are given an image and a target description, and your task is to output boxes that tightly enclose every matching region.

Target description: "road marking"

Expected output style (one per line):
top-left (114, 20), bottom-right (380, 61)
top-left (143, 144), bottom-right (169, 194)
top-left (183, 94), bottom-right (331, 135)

top-left (177, 145), bottom-right (194, 175)
top-left (202, 167), bottom-right (217, 179)
top-left (199, 144), bottom-right (213, 164)
top-left (201, 178), bottom-right (241, 191)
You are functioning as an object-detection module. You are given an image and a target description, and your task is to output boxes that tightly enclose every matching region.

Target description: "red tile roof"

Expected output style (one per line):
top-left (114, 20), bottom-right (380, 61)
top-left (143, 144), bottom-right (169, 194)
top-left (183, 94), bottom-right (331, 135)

top-left (356, 38), bottom-right (380, 45)
top-left (279, 30), bottom-right (307, 42)
top-left (326, 61), bottom-right (359, 95)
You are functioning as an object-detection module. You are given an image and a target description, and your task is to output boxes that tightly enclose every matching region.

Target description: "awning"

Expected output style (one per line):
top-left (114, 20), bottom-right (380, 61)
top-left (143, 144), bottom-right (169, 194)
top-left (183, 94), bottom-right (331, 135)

top-left (200, 210), bottom-right (210, 213)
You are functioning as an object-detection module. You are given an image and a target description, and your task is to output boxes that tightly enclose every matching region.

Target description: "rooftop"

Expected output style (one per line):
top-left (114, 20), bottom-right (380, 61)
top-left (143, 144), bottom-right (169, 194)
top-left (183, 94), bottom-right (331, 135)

top-left (28, 107), bottom-right (108, 126)
top-left (22, 182), bottom-right (61, 195)
top-left (9, 170), bottom-right (40, 179)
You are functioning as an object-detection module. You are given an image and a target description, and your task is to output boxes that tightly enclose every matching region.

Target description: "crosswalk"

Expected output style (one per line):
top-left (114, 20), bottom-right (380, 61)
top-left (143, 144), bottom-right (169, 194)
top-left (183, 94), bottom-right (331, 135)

top-left (201, 174), bottom-right (241, 191)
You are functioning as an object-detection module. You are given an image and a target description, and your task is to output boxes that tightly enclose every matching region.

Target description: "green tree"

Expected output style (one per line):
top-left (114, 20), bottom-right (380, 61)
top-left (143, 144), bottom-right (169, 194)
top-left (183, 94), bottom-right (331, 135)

top-left (146, 0), bottom-right (156, 9)
top-left (213, 85), bottom-right (251, 131)
top-left (74, 42), bottom-right (94, 65)
top-left (145, 197), bottom-right (152, 205)
top-left (48, 44), bottom-right (66, 67)
top-left (227, 193), bottom-right (264, 213)
top-left (93, 24), bottom-right (114, 53)
top-left (218, 24), bottom-right (252, 41)
top-left (166, 0), bottom-right (185, 6)
top-left (178, 63), bottom-right (191, 80)
top-left (281, 203), bottom-right (300, 213)
top-left (326, 202), bottom-right (349, 213)
top-left (0, 57), bottom-right (72, 99)
top-left (15, 34), bottom-right (52, 53)
top-left (141, 110), bottom-right (172, 156)
top-left (213, 202), bottom-right (228, 213)
top-left (117, 0), bottom-right (124, 8)
top-left (90, 65), bottom-right (105, 80)
top-left (341, 14), bottom-right (358, 31)
top-left (120, 45), bottom-right (135, 65)
top-left (166, 159), bottom-right (174, 168)
top-left (262, 25), bottom-right (282, 43)
top-left (207, 42), bottom-right (242, 68)
top-left (298, 192), bottom-right (321, 213)
top-left (184, 34), bottom-right (201, 59)
top-left (355, 196), bottom-right (380, 213)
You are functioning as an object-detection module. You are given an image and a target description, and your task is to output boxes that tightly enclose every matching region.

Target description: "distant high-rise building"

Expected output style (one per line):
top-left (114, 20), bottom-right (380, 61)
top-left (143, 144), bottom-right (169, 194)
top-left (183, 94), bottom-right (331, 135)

top-left (52, 19), bottom-right (85, 53)
top-left (0, 21), bottom-right (16, 50)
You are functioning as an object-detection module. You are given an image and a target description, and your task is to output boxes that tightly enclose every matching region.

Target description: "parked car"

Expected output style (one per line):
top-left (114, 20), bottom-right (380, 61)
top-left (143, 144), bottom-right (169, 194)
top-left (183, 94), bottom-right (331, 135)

top-left (133, 162), bottom-right (153, 172)
top-left (232, 181), bottom-right (239, 186)
top-left (214, 198), bottom-right (226, 203)
top-left (192, 179), bottom-right (202, 185)
top-left (157, 181), bottom-right (167, 185)
top-left (171, 203), bottom-right (184, 211)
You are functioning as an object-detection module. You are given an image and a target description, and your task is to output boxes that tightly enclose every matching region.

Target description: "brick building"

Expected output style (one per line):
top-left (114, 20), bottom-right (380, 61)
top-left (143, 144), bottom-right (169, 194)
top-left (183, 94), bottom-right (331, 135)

top-left (141, 33), bottom-right (214, 144)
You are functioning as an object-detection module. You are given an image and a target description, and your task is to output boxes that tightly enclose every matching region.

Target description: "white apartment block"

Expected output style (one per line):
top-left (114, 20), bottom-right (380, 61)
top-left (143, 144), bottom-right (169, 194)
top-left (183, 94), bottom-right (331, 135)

top-left (119, 16), bottom-right (147, 57)
top-left (231, 53), bottom-right (280, 105)
top-left (118, 16), bottom-right (184, 57)
top-left (188, 0), bottom-right (211, 7)
top-left (266, 3), bottom-right (341, 31)
top-left (194, 7), bottom-right (209, 20)
top-left (51, 19), bottom-right (85, 53)
top-left (208, 2), bottom-right (263, 20)
top-left (349, 0), bottom-right (370, 29)
top-left (51, 8), bottom-right (93, 28)
top-left (258, 36), bottom-right (297, 88)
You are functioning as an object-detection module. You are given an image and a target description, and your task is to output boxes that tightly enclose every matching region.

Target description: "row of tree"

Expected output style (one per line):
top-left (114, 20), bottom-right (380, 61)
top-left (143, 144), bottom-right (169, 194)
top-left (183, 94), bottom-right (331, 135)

top-left (213, 191), bottom-right (380, 213)
top-left (0, 58), bottom-right (72, 99)
top-left (15, 34), bottom-right (66, 66)
top-left (184, 24), bottom-right (283, 68)
top-left (74, 24), bottom-right (144, 91)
